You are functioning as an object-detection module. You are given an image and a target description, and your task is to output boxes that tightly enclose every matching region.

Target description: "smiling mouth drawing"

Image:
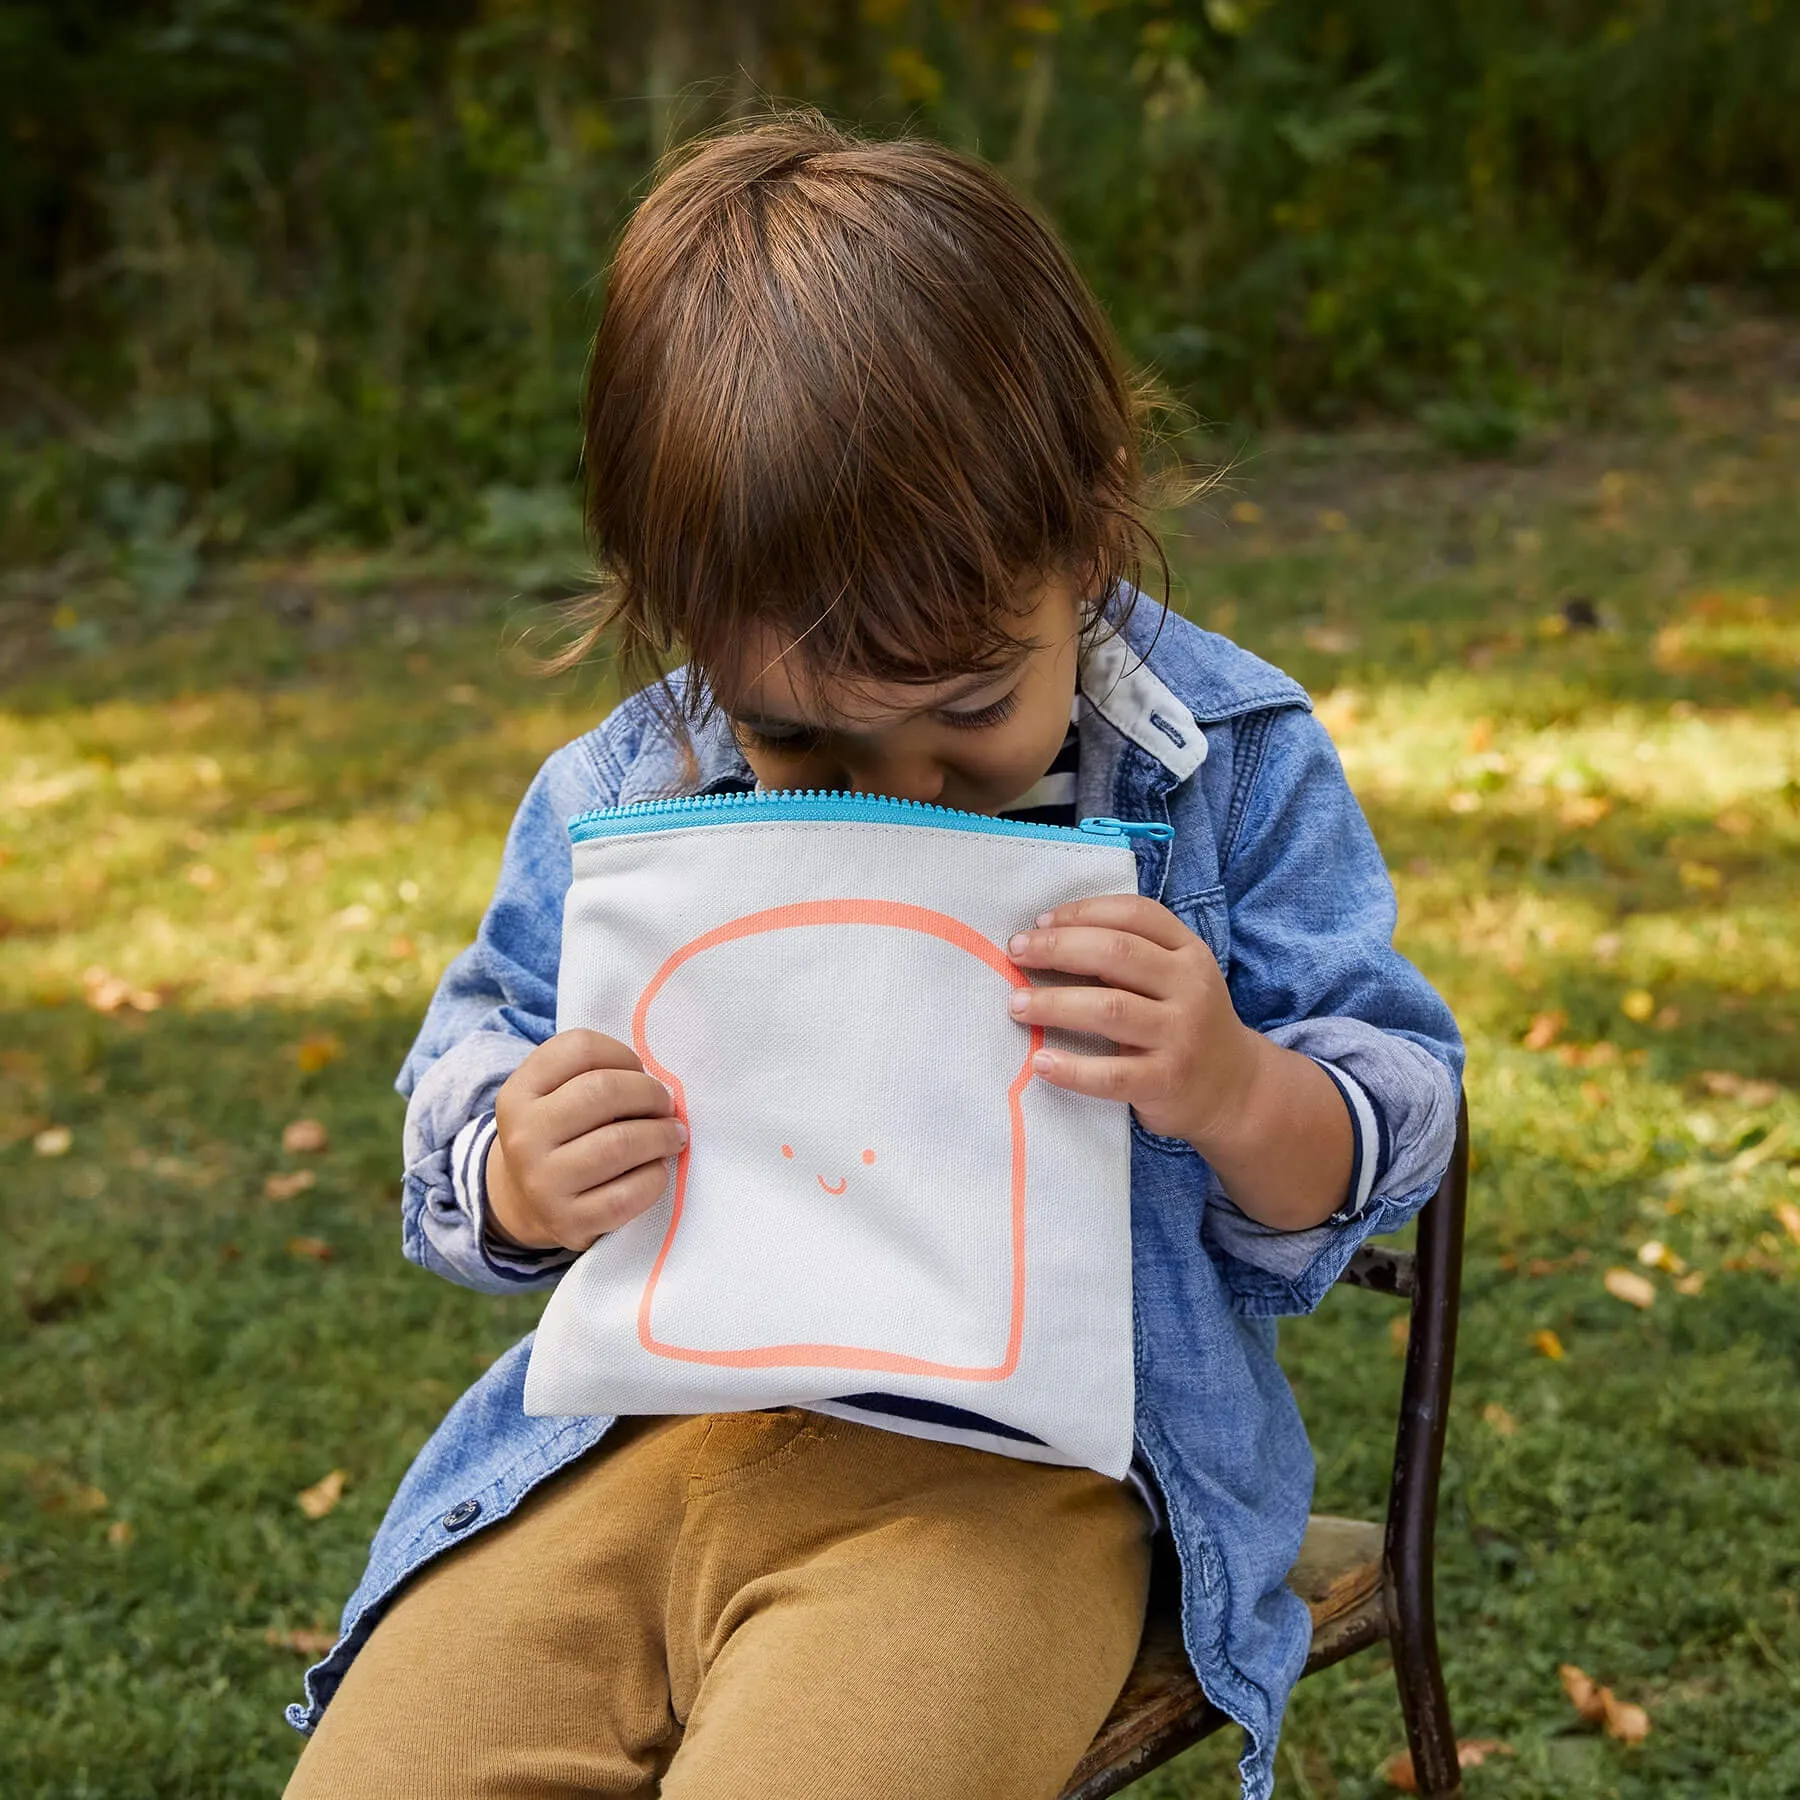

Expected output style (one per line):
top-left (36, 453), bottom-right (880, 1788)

top-left (816, 1174), bottom-right (849, 1195)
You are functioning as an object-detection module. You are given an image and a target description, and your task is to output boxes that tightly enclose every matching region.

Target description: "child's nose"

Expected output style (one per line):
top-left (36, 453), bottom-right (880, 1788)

top-left (847, 756), bottom-right (945, 805)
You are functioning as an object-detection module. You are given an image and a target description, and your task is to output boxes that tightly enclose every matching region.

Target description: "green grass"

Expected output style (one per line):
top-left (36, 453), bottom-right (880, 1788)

top-left (4, 342), bottom-right (1800, 1797)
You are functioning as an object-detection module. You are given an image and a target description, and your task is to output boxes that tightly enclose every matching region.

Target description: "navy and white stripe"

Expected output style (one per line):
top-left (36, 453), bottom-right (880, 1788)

top-left (999, 698), bottom-right (1081, 826)
top-left (1313, 1061), bottom-right (1391, 1218)
top-left (450, 1111), bottom-right (499, 1220)
top-left (454, 1111), bottom-right (578, 1280)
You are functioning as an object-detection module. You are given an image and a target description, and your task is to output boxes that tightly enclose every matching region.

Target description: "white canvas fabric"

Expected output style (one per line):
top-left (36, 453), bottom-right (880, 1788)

top-left (522, 795), bottom-right (1143, 1478)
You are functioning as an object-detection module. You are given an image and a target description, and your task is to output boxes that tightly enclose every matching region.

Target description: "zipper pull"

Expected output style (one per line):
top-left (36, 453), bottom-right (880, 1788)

top-left (1078, 816), bottom-right (1175, 842)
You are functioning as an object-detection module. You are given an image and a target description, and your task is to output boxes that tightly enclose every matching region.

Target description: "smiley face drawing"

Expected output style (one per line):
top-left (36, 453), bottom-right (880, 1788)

top-left (781, 1140), bottom-right (878, 1196)
top-left (628, 900), bottom-right (1039, 1380)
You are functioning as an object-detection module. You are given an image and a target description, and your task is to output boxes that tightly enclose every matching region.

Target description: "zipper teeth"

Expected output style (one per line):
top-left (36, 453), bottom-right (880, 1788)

top-left (570, 788), bottom-right (1033, 832)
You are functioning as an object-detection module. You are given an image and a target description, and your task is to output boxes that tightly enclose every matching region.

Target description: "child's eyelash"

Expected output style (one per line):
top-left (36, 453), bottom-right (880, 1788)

top-left (937, 691), bottom-right (1020, 730)
top-left (737, 690), bottom-right (1020, 748)
top-left (737, 723), bottom-right (825, 752)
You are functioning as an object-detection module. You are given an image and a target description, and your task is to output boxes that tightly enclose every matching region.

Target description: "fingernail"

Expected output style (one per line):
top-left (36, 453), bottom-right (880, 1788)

top-left (1008, 933), bottom-right (1029, 956)
top-left (1009, 990), bottom-right (1029, 1015)
top-left (1032, 1050), bottom-right (1055, 1073)
top-left (674, 1123), bottom-right (688, 1146)
top-left (1036, 911), bottom-right (1054, 927)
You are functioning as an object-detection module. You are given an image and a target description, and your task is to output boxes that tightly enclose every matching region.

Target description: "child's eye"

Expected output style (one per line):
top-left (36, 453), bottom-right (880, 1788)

top-left (736, 721), bottom-right (826, 753)
top-left (937, 690), bottom-right (1021, 731)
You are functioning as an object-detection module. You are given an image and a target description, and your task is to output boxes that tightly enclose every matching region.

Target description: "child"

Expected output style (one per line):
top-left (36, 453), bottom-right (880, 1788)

top-left (283, 114), bottom-right (1461, 1800)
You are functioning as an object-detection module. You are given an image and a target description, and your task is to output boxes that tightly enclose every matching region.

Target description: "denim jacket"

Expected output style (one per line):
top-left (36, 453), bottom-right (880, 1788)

top-left (285, 599), bottom-right (1462, 1800)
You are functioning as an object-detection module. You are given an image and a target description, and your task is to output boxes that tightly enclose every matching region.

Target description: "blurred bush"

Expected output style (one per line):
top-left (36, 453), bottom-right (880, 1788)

top-left (3, 0), bottom-right (1797, 564)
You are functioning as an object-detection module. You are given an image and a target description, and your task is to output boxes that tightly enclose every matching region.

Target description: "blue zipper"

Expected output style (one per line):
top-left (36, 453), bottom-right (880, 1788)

top-left (567, 789), bottom-right (1175, 846)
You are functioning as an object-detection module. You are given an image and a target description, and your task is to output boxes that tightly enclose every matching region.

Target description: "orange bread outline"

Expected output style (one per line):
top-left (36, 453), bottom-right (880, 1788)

top-left (630, 899), bottom-right (1040, 1380)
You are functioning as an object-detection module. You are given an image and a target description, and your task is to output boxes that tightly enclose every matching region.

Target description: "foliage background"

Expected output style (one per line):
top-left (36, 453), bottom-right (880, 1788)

top-left (5, 0), bottom-right (1800, 570)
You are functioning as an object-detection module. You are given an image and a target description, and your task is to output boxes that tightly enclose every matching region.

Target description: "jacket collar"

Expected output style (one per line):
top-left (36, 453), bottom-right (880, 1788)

top-left (1078, 609), bottom-right (1208, 782)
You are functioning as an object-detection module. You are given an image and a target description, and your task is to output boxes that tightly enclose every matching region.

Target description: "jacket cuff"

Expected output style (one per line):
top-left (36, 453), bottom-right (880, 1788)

top-left (400, 1029), bottom-right (568, 1295)
top-left (450, 1114), bottom-right (579, 1284)
top-left (1200, 1017), bottom-right (1458, 1316)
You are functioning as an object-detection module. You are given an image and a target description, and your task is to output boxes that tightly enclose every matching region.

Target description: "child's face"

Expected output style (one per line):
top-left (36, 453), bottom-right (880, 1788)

top-left (719, 574), bottom-right (1084, 814)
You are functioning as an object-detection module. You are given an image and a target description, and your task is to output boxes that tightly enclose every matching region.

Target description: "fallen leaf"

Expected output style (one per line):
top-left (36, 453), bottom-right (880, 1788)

top-left (1561, 1664), bottom-right (1651, 1742)
top-left (1522, 1010), bottom-right (1565, 1051)
top-left (297, 1469), bottom-right (346, 1520)
top-left (107, 1519), bottom-right (134, 1547)
top-left (1636, 1240), bottom-right (1686, 1274)
top-left (265, 1170), bottom-right (317, 1201)
top-left (1229, 500), bottom-right (1263, 524)
top-left (1677, 860), bottom-right (1722, 891)
top-left (1530, 1328), bottom-right (1566, 1360)
top-left (1559, 794), bottom-right (1612, 828)
top-left (332, 903), bottom-right (374, 931)
top-left (1579, 1080), bottom-right (1610, 1109)
top-left (1699, 1070), bottom-right (1780, 1107)
top-left (281, 1117), bottom-right (330, 1155)
top-left (1620, 989), bottom-right (1656, 1022)
top-left (265, 1625), bottom-right (337, 1657)
top-left (1526, 1249), bottom-right (1591, 1277)
top-left (1317, 509), bottom-right (1350, 533)
top-left (1381, 1739), bottom-right (1513, 1789)
top-left (1390, 1315), bottom-right (1410, 1355)
top-left (1304, 623), bottom-right (1360, 654)
top-left (1775, 1202), bottom-right (1800, 1248)
top-left (1653, 1005), bottom-right (1682, 1030)
top-left (286, 1235), bottom-right (333, 1262)
top-left (386, 934), bottom-right (416, 960)
top-left (1483, 1402), bottom-right (1518, 1437)
top-left (185, 862), bottom-right (220, 890)
top-left (33, 1125), bottom-right (72, 1157)
top-left (295, 1033), bottom-right (342, 1073)
top-left (1561, 1663), bottom-right (1604, 1722)
top-left (1604, 1268), bottom-right (1657, 1309)
top-left (1674, 1271), bottom-right (1706, 1296)
top-left (82, 965), bottom-right (162, 1013)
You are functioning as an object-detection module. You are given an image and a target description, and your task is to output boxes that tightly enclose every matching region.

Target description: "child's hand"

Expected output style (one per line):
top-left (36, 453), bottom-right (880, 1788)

top-left (485, 1030), bottom-right (687, 1252)
top-left (1004, 896), bottom-right (1257, 1151)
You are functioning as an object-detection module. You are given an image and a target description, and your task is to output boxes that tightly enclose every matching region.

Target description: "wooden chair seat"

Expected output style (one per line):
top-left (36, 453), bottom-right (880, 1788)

top-left (1061, 1515), bottom-right (1387, 1799)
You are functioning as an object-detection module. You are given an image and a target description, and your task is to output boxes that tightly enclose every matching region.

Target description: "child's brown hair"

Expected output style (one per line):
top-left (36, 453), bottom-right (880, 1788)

top-left (568, 110), bottom-right (1167, 715)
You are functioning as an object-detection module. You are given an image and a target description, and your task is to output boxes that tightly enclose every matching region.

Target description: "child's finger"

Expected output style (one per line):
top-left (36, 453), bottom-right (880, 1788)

top-left (515, 1028), bottom-right (644, 1097)
top-left (559, 1158), bottom-right (678, 1247)
top-left (536, 1068), bottom-right (675, 1143)
top-left (1008, 982), bottom-right (1163, 1048)
top-left (1032, 894), bottom-right (1193, 951)
top-left (1027, 1044), bottom-right (1144, 1104)
top-left (548, 1113), bottom-right (687, 1193)
top-left (1006, 923), bottom-right (1181, 998)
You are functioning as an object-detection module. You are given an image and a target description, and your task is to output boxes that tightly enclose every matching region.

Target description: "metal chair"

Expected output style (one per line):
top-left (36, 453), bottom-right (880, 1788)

top-left (1062, 1096), bottom-right (1471, 1800)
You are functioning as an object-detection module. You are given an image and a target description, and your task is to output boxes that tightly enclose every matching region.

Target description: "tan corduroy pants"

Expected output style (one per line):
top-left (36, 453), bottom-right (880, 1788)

top-left (284, 1408), bottom-right (1151, 1800)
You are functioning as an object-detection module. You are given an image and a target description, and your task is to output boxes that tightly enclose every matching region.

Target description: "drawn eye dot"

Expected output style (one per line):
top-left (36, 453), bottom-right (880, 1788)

top-left (781, 1144), bottom-right (794, 1159)
top-left (862, 1148), bottom-right (876, 1165)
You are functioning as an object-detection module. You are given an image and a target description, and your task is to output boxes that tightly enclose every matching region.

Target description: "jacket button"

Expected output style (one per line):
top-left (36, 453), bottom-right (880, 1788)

top-left (441, 1499), bottom-right (482, 1532)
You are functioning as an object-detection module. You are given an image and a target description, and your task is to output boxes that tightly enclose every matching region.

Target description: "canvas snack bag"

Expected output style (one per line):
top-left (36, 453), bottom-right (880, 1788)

top-left (522, 790), bottom-right (1162, 1478)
